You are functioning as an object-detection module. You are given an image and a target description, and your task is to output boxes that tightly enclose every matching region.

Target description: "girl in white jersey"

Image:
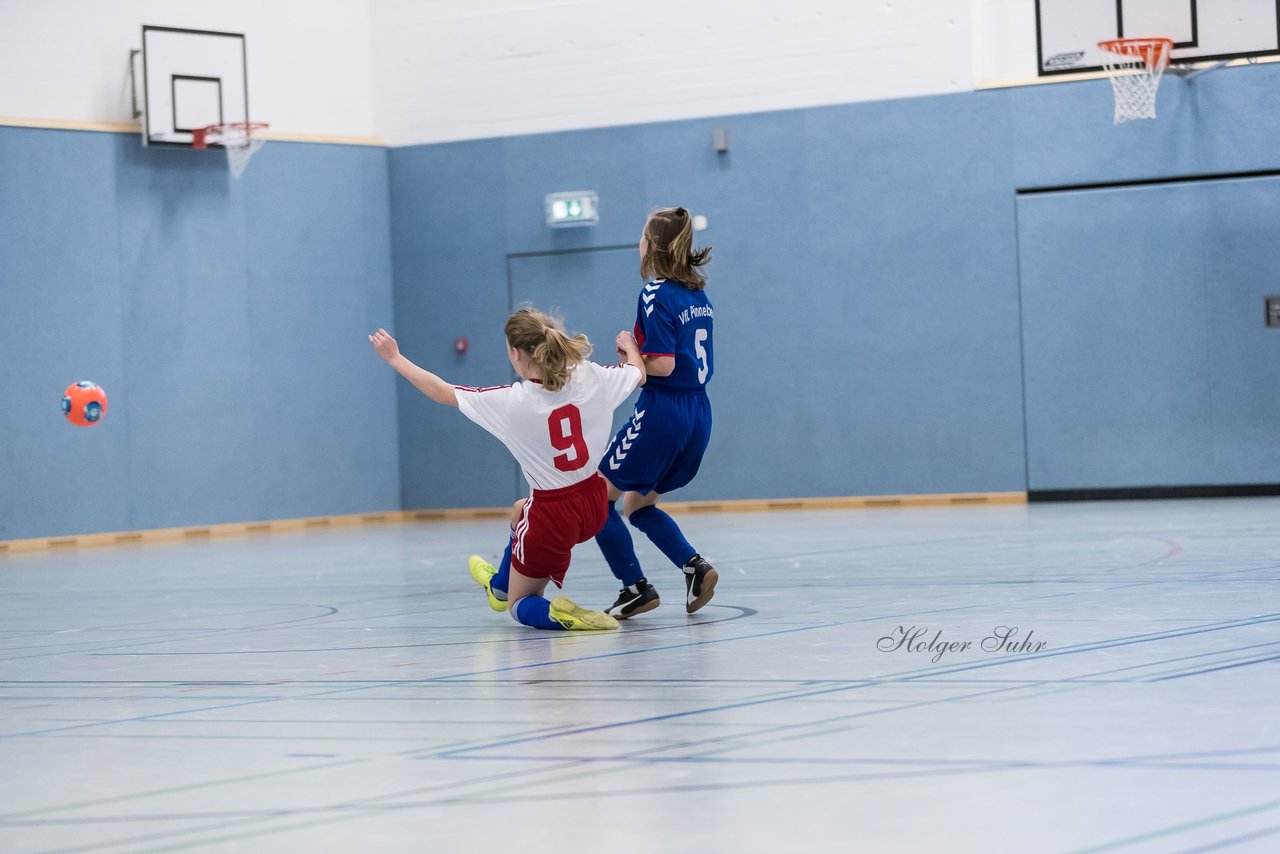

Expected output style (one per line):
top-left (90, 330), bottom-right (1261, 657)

top-left (369, 308), bottom-right (645, 631)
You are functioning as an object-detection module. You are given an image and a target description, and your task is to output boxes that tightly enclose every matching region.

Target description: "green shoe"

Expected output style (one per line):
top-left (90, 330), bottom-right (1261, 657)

top-left (468, 555), bottom-right (508, 612)
top-left (548, 597), bottom-right (619, 631)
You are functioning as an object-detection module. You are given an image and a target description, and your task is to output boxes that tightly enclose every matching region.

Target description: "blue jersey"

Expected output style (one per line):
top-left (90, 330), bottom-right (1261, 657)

top-left (633, 279), bottom-right (714, 391)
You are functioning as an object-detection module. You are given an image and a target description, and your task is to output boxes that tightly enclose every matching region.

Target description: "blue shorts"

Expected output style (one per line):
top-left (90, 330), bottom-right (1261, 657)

top-left (599, 388), bottom-right (712, 496)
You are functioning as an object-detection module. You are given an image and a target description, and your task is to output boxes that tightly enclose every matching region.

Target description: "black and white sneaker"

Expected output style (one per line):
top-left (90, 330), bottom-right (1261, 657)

top-left (683, 554), bottom-right (718, 614)
top-left (605, 579), bottom-right (660, 619)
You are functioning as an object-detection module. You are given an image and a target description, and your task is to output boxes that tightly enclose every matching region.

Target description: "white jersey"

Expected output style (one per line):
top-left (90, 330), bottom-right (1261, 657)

top-left (455, 362), bottom-right (642, 492)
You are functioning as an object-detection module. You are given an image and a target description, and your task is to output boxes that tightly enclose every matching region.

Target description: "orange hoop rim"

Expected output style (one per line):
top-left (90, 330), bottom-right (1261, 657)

top-left (191, 121), bottom-right (270, 149)
top-left (1097, 37), bottom-right (1174, 68)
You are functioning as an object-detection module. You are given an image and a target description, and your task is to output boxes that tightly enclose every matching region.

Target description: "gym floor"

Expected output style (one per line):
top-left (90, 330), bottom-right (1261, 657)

top-left (2, 498), bottom-right (1278, 852)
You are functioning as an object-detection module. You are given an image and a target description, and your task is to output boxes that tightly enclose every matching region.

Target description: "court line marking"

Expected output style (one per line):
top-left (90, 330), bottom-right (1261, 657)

top-left (0, 620), bottom-right (831, 741)
top-left (5, 522), bottom-right (1274, 850)
top-left (7, 627), bottom-right (1269, 850)
top-left (1149, 651), bottom-right (1280, 681)
top-left (1172, 823), bottom-right (1280, 854)
top-left (7, 611), bottom-right (1277, 745)
top-left (430, 611), bottom-right (1280, 758)
top-left (9, 746), bottom-right (1280, 826)
top-left (0, 605), bottom-right (341, 662)
top-left (1072, 797), bottom-right (1280, 853)
top-left (84, 605), bottom-right (762, 655)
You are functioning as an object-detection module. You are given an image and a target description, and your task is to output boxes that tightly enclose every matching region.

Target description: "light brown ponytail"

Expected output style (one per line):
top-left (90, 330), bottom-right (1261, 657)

top-left (504, 308), bottom-right (592, 391)
top-left (640, 206), bottom-right (712, 290)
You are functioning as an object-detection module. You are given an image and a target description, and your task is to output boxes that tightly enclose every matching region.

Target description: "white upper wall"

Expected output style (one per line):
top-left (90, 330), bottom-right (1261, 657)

top-left (0, 1), bottom-right (1044, 145)
top-left (972, 0), bottom-right (1039, 86)
top-left (372, 0), bottom-right (1005, 147)
top-left (0, 0), bottom-right (376, 139)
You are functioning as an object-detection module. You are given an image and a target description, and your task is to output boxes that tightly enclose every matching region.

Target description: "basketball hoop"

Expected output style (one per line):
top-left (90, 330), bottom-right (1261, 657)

top-left (191, 121), bottom-right (270, 178)
top-left (1097, 38), bottom-right (1173, 124)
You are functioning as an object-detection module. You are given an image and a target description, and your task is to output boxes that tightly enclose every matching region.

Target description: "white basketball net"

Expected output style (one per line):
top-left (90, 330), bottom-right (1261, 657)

top-left (203, 124), bottom-right (268, 178)
top-left (1099, 40), bottom-right (1172, 124)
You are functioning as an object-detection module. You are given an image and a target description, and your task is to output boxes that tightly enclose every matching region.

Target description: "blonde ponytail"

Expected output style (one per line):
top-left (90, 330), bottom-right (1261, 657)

top-left (504, 308), bottom-right (592, 391)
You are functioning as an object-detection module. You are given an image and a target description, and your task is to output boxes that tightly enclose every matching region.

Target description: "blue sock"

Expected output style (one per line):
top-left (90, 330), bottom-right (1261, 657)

top-left (595, 502), bottom-right (645, 586)
top-left (491, 532), bottom-right (512, 600)
top-left (513, 596), bottom-right (566, 631)
top-left (629, 505), bottom-right (696, 569)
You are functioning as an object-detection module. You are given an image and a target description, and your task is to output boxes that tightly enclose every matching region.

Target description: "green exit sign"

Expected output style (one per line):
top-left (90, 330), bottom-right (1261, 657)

top-left (545, 191), bottom-right (599, 228)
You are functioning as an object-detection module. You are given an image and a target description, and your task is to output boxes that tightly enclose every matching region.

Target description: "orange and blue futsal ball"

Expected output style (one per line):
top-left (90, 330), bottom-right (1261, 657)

top-left (62, 381), bottom-right (107, 427)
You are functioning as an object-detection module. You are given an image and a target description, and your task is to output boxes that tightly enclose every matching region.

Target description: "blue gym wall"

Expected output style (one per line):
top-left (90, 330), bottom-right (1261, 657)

top-left (0, 128), bottom-right (399, 540)
top-left (389, 89), bottom-right (1028, 509)
top-left (5, 64), bottom-right (1280, 538)
top-left (1014, 67), bottom-right (1280, 491)
top-left (389, 62), bottom-right (1280, 508)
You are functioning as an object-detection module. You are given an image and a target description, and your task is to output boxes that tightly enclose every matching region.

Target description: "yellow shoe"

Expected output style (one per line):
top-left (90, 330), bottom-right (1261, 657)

top-left (549, 597), bottom-right (619, 631)
top-left (468, 555), bottom-right (508, 612)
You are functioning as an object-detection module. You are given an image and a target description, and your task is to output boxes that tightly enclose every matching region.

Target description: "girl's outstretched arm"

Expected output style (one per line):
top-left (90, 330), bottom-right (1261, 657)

top-left (369, 328), bottom-right (459, 407)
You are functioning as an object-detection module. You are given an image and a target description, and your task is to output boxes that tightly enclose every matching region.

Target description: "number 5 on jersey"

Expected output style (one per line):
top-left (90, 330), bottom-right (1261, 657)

top-left (549, 405), bottom-right (588, 471)
top-left (695, 328), bottom-right (709, 385)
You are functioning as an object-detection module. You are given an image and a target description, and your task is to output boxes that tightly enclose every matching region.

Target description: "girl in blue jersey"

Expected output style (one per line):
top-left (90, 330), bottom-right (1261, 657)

top-left (595, 207), bottom-right (718, 618)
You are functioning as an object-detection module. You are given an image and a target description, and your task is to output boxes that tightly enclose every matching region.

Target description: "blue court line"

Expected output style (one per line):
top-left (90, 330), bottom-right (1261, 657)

top-left (0, 762), bottom-right (1043, 829)
top-left (8, 755), bottom-right (1279, 834)
top-left (7, 612), bottom-right (1275, 841)
top-left (433, 753), bottom-right (1280, 772)
top-left (6, 531), bottom-right (1274, 846)
top-left (1150, 651), bottom-right (1280, 681)
top-left (1073, 797), bottom-right (1280, 853)
top-left (1173, 823), bottom-right (1280, 853)
top-left (26, 608), bottom-right (1267, 750)
top-left (0, 753), bottom-right (628, 848)
top-left (432, 681), bottom-right (1034, 760)
top-left (431, 611), bottom-right (1280, 758)
top-left (0, 604), bottom-right (342, 662)
top-left (302, 621), bottom-right (841, 698)
top-left (0, 697), bottom-right (284, 741)
top-left (20, 746), bottom-right (1278, 839)
top-left (1061, 639), bottom-right (1280, 682)
top-left (891, 611), bottom-right (1280, 682)
top-left (86, 605), bottom-right (761, 655)
top-left (4, 602), bottom-right (1272, 761)
top-left (513, 744), bottom-right (1280, 766)
top-left (0, 676), bottom-right (840, 685)
top-left (435, 677), bottom-right (1038, 761)
top-left (42, 547), bottom-right (1243, 663)
top-left (0, 695), bottom-right (280, 702)
top-left (0, 622), bottom-right (836, 742)
top-left (8, 607), bottom-right (1278, 740)
top-left (26, 600), bottom-right (345, 634)
top-left (784, 611), bottom-right (1280, 690)
top-left (0, 721), bottom-right (573, 829)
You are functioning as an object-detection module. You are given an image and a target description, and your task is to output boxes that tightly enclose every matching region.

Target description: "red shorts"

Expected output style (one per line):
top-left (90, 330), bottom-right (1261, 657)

top-left (509, 474), bottom-right (609, 587)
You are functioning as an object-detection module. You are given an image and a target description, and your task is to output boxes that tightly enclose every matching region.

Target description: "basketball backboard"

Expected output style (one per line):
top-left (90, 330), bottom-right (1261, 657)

top-left (137, 26), bottom-right (249, 147)
top-left (1036, 0), bottom-right (1280, 76)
